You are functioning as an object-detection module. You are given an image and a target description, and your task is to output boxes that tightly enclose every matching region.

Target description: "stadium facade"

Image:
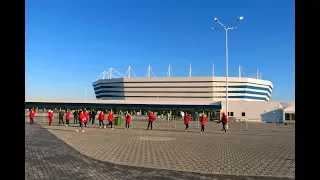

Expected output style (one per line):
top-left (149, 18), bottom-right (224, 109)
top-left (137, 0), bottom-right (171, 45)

top-left (92, 66), bottom-right (273, 102)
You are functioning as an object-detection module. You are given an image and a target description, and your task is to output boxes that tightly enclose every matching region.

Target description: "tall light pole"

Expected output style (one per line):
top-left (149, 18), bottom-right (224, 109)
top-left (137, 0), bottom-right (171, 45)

top-left (212, 16), bottom-right (243, 117)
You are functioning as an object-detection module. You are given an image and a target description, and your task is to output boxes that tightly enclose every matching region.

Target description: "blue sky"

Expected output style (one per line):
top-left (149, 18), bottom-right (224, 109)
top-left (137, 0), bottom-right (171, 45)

top-left (26, 0), bottom-right (295, 102)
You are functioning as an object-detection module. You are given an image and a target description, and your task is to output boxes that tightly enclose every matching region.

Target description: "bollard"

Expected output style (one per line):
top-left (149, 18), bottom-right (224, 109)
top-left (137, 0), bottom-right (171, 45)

top-left (172, 117), bottom-right (174, 128)
top-left (213, 119), bottom-right (215, 128)
top-left (172, 117), bottom-right (176, 128)
top-left (245, 120), bottom-right (248, 131)
top-left (197, 117), bottom-right (199, 129)
top-left (272, 121), bottom-right (275, 132)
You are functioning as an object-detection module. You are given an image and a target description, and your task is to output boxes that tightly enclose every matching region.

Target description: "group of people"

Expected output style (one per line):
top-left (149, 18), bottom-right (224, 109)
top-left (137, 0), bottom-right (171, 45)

top-left (28, 108), bottom-right (228, 133)
top-left (54, 109), bottom-right (117, 132)
top-left (183, 112), bottom-right (228, 133)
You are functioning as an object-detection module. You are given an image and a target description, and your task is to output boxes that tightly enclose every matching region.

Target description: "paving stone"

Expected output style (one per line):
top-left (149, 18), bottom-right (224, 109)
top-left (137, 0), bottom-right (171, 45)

top-left (25, 118), bottom-right (294, 180)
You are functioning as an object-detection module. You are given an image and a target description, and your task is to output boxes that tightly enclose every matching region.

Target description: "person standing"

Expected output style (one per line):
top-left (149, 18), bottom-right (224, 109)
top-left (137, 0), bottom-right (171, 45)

top-left (146, 112), bottom-right (156, 131)
top-left (58, 110), bottom-right (65, 125)
top-left (87, 110), bottom-right (91, 124)
top-left (84, 110), bottom-right (89, 127)
top-left (125, 111), bottom-right (131, 130)
top-left (90, 109), bottom-right (97, 125)
top-left (73, 109), bottom-right (78, 124)
top-left (184, 112), bottom-right (190, 132)
top-left (106, 111), bottom-right (114, 129)
top-left (98, 111), bottom-right (105, 128)
top-left (48, 110), bottom-right (54, 126)
top-left (65, 110), bottom-right (71, 126)
top-left (28, 108), bottom-right (35, 125)
top-left (200, 113), bottom-right (207, 133)
top-left (78, 109), bottom-right (82, 125)
top-left (221, 112), bottom-right (228, 133)
top-left (76, 110), bottom-right (86, 132)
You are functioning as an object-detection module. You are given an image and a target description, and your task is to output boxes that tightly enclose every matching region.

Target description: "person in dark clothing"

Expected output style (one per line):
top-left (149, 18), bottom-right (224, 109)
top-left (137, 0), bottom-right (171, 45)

top-left (78, 109), bottom-right (83, 125)
top-left (90, 109), bottom-right (97, 125)
top-left (58, 110), bottom-right (65, 125)
top-left (73, 109), bottom-right (78, 124)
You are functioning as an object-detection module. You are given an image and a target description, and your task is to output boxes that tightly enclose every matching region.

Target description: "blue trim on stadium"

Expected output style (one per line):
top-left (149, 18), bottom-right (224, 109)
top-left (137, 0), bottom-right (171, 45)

top-left (93, 81), bottom-right (273, 90)
top-left (229, 86), bottom-right (272, 94)
top-left (94, 85), bottom-right (272, 94)
top-left (95, 90), bottom-right (270, 98)
top-left (95, 95), bottom-right (268, 101)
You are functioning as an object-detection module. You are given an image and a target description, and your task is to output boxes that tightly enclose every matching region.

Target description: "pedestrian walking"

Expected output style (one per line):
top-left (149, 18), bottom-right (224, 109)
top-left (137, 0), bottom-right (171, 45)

top-left (146, 112), bottom-right (156, 131)
top-left (98, 111), bottom-right (106, 128)
top-left (48, 110), bottom-right (54, 126)
top-left (184, 112), bottom-right (190, 132)
top-left (220, 112), bottom-right (228, 133)
top-left (84, 110), bottom-right (89, 127)
top-left (76, 110), bottom-right (86, 132)
top-left (167, 112), bottom-right (171, 121)
top-left (28, 108), bottom-right (35, 125)
top-left (106, 111), bottom-right (114, 129)
top-left (90, 109), bottom-right (97, 125)
top-left (125, 111), bottom-right (131, 130)
top-left (65, 110), bottom-right (71, 126)
top-left (200, 113), bottom-right (207, 133)
top-left (73, 109), bottom-right (78, 124)
top-left (58, 109), bottom-right (65, 125)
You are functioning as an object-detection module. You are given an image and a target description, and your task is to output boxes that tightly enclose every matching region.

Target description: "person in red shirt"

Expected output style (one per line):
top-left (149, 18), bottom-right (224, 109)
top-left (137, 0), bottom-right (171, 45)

top-left (65, 110), bottom-right (71, 126)
top-left (200, 113), bottom-right (207, 133)
top-left (220, 112), bottom-right (228, 133)
top-left (84, 110), bottom-right (89, 127)
top-left (48, 110), bottom-right (54, 126)
top-left (106, 111), bottom-right (114, 129)
top-left (184, 113), bottom-right (191, 132)
top-left (76, 110), bottom-right (86, 132)
top-left (28, 108), bottom-right (35, 125)
top-left (125, 111), bottom-right (132, 130)
top-left (98, 110), bottom-right (106, 129)
top-left (146, 112), bottom-right (156, 131)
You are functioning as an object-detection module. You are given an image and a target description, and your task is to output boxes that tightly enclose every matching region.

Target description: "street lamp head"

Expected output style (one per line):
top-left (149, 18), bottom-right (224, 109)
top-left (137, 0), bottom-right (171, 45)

top-left (238, 16), bottom-right (244, 21)
top-left (213, 18), bottom-right (219, 21)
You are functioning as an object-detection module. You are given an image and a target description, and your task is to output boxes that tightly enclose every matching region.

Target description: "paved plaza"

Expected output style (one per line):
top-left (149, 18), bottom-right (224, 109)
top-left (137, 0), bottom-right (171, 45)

top-left (25, 118), bottom-right (295, 180)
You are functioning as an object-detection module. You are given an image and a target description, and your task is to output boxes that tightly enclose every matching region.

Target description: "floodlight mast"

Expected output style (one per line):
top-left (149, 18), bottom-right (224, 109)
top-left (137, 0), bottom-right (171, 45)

top-left (212, 16), bottom-right (243, 118)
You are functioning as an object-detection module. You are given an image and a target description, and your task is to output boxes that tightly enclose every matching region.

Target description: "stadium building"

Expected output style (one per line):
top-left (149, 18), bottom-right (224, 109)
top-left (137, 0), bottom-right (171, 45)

top-left (93, 65), bottom-right (273, 102)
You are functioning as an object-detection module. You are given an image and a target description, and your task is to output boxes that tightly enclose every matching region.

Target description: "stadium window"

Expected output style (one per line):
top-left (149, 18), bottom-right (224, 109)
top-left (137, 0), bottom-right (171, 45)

top-left (242, 112), bottom-right (246, 117)
top-left (228, 112), bottom-right (234, 116)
